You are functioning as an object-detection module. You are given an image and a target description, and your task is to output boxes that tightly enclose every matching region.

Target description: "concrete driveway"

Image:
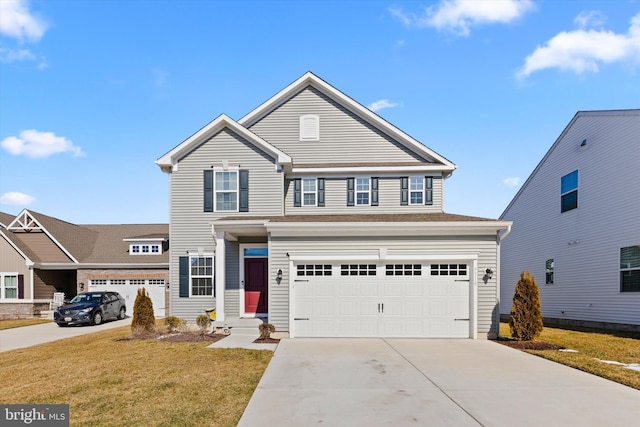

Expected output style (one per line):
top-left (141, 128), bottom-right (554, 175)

top-left (238, 338), bottom-right (640, 427)
top-left (0, 318), bottom-right (132, 352)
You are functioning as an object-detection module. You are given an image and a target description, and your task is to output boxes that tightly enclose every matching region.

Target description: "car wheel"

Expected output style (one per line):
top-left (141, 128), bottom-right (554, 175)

top-left (118, 307), bottom-right (126, 320)
top-left (93, 311), bottom-right (103, 326)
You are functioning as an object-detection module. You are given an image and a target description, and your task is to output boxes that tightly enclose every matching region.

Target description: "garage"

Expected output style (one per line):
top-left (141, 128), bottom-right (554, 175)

top-left (292, 261), bottom-right (472, 338)
top-left (88, 278), bottom-right (166, 317)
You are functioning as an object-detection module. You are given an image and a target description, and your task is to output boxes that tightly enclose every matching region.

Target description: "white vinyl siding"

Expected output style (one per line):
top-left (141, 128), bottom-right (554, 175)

top-left (248, 87), bottom-right (432, 164)
top-left (284, 176), bottom-right (443, 215)
top-left (500, 111), bottom-right (640, 327)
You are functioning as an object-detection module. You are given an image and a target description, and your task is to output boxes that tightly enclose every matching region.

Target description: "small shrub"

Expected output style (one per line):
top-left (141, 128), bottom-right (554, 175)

top-left (131, 288), bottom-right (155, 333)
top-left (509, 271), bottom-right (544, 341)
top-left (165, 316), bottom-right (186, 332)
top-left (258, 323), bottom-right (276, 340)
top-left (195, 314), bottom-right (210, 334)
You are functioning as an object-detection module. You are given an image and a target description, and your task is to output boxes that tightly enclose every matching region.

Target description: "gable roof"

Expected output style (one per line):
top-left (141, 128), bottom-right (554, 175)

top-left (500, 109), bottom-right (640, 219)
top-left (156, 113), bottom-right (292, 172)
top-left (0, 210), bottom-right (169, 266)
top-left (239, 72), bottom-right (456, 172)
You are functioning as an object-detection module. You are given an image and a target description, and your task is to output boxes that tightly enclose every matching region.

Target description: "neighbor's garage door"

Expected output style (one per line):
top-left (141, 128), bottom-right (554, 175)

top-left (293, 262), bottom-right (470, 338)
top-left (88, 279), bottom-right (166, 317)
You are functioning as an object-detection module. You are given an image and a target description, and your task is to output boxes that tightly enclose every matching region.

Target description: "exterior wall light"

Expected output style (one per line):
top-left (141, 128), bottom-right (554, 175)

top-left (276, 269), bottom-right (283, 281)
top-left (483, 269), bottom-right (493, 284)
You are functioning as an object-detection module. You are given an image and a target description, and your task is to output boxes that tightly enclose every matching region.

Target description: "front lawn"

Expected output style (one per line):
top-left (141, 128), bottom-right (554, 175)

top-left (499, 322), bottom-right (640, 390)
top-left (0, 325), bottom-right (272, 426)
top-left (0, 318), bottom-right (52, 330)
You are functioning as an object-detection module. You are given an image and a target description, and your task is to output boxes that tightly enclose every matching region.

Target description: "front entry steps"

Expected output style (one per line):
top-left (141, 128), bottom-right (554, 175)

top-left (217, 316), bottom-right (266, 335)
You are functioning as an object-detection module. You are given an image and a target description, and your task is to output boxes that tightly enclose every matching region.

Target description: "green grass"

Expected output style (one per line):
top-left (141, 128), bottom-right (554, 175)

top-left (499, 322), bottom-right (640, 390)
top-left (0, 318), bottom-right (52, 330)
top-left (0, 325), bottom-right (273, 426)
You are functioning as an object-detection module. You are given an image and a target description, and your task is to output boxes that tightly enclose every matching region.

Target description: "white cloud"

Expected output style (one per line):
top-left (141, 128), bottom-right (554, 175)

top-left (503, 177), bottom-right (521, 187)
top-left (1, 130), bottom-right (85, 158)
top-left (0, 192), bottom-right (36, 206)
top-left (574, 10), bottom-right (606, 30)
top-left (390, 0), bottom-right (534, 36)
top-left (518, 13), bottom-right (640, 78)
top-left (0, 0), bottom-right (48, 42)
top-left (368, 99), bottom-right (399, 112)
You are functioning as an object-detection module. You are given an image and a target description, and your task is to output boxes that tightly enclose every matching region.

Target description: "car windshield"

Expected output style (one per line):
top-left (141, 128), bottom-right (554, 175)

top-left (70, 294), bottom-right (101, 303)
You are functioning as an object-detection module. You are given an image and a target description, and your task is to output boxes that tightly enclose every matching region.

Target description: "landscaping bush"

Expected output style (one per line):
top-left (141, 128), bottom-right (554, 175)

top-left (131, 288), bottom-right (155, 333)
top-left (195, 314), bottom-right (210, 334)
top-left (258, 323), bottom-right (276, 340)
top-left (509, 271), bottom-right (543, 341)
top-left (164, 316), bottom-right (187, 332)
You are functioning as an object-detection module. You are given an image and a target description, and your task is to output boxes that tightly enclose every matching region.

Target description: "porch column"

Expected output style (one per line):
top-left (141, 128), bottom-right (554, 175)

top-left (214, 231), bottom-right (226, 322)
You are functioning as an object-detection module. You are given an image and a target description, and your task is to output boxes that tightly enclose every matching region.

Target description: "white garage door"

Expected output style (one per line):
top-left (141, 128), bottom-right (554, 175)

top-left (88, 279), bottom-right (166, 317)
top-left (293, 262), bottom-right (470, 338)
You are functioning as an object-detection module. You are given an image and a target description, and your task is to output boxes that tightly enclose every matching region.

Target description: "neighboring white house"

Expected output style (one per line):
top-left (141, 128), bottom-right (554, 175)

top-left (156, 72), bottom-right (511, 339)
top-left (500, 110), bottom-right (640, 331)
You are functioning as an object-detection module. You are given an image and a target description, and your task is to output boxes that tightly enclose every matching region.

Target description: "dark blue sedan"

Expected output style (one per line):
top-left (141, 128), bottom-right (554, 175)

top-left (54, 291), bottom-right (127, 327)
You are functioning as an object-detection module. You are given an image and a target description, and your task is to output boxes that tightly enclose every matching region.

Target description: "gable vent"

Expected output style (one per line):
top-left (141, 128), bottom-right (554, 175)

top-left (300, 115), bottom-right (319, 140)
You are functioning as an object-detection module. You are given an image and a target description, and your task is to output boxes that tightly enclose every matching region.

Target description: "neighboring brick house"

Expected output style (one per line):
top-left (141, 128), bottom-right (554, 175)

top-left (156, 72), bottom-right (511, 338)
top-left (0, 209), bottom-right (169, 319)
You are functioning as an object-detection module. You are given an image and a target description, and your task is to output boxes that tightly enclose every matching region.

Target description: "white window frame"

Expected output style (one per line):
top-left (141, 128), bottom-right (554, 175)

top-left (302, 177), bottom-right (317, 206)
top-left (214, 168), bottom-right (239, 212)
top-left (299, 114), bottom-right (319, 141)
top-left (356, 177), bottom-right (370, 206)
top-left (132, 245), bottom-right (140, 253)
top-left (409, 176), bottom-right (425, 205)
top-left (1, 273), bottom-right (19, 300)
top-left (190, 256), bottom-right (214, 297)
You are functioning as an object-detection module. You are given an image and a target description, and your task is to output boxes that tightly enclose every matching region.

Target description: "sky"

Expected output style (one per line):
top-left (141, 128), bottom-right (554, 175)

top-left (1, 0), bottom-right (639, 224)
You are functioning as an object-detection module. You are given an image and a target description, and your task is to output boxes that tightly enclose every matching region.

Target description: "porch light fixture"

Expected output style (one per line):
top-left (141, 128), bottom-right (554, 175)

top-left (276, 269), bottom-right (283, 281)
top-left (483, 269), bottom-right (493, 283)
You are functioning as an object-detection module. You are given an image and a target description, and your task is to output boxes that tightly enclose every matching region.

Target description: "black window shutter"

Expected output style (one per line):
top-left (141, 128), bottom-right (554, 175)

top-left (400, 177), bottom-right (408, 206)
top-left (371, 177), bottom-right (379, 206)
top-left (179, 256), bottom-right (189, 298)
top-left (425, 176), bottom-right (433, 205)
top-left (317, 178), bottom-right (325, 207)
top-left (239, 170), bottom-right (249, 212)
top-left (204, 170), bottom-right (213, 212)
top-left (294, 179), bottom-right (301, 207)
top-left (18, 274), bottom-right (24, 299)
top-left (347, 178), bottom-right (354, 206)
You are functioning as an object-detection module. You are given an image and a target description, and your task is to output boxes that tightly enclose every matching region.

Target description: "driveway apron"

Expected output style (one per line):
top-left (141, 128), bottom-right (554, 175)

top-left (238, 338), bottom-right (640, 427)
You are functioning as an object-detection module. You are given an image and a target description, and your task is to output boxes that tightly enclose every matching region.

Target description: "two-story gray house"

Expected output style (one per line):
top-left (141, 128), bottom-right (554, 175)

top-left (500, 110), bottom-right (640, 331)
top-left (156, 72), bottom-right (511, 338)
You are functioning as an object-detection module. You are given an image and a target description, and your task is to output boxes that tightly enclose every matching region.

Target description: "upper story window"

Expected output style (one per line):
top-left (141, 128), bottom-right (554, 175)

top-left (561, 170), bottom-right (578, 213)
top-left (620, 245), bottom-right (640, 292)
top-left (302, 178), bottom-right (317, 206)
top-left (356, 178), bottom-right (370, 205)
top-left (128, 242), bottom-right (164, 255)
top-left (299, 115), bottom-right (319, 140)
top-left (215, 170), bottom-right (238, 211)
top-left (402, 176), bottom-right (433, 206)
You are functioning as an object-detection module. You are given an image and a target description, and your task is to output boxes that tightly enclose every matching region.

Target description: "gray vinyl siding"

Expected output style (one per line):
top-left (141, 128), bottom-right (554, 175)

top-left (168, 128), bottom-right (283, 321)
top-left (248, 87), bottom-right (432, 164)
top-left (500, 111), bottom-right (640, 326)
top-left (284, 175), bottom-right (444, 215)
top-left (268, 234), bottom-right (499, 335)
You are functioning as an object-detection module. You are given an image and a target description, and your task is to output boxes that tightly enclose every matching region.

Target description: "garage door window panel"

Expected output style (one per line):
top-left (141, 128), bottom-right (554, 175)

top-left (385, 264), bottom-right (421, 276)
top-left (297, 264), bottom-right (332, 276)
top-left (341, 264), bottom-right (376, 276)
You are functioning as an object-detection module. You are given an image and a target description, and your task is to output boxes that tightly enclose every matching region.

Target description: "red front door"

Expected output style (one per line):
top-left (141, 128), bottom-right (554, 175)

top-left (244, 258), bottom-right (267, 314)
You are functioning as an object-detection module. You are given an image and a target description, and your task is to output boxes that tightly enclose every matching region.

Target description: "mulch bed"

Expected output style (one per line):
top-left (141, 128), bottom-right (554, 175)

top-left (493, 336), bottom-right (564, 351)
top-left (117, 331), bottom-right (228, 343)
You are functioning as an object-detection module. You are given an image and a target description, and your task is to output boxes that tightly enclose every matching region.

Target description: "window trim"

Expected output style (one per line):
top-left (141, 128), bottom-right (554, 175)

top-left (190, 255), bottom-right (214, 297)
top-left (355, 177), bottom-right (371, 206)
top-left (561, 170), bottom-right (579, 213)
top-left (620, 245), bottom-right (640, 293)
top-left (302, 177), bottom-right (317, 207)
top-left (1, 273), bottom-right (19, 300)
top-left (214, 168), bottom-right (239, 212)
